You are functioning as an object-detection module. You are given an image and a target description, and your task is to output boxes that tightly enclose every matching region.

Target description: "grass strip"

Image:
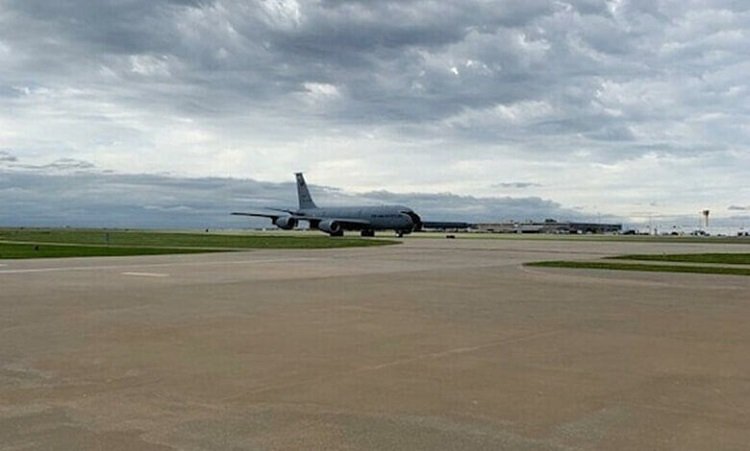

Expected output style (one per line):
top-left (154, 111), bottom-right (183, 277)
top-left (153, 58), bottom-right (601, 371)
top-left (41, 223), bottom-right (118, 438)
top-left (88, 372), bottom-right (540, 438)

top-left (608, 253), bottom-right (750, 265)
top-left (525, 260), bottom-right (750, 276)
top-left (0, 229), bottom-right (396, 249)
top-left (0, 242), bottom-right (222, 260)
top-left (412, 232), bottom-right (750, 245)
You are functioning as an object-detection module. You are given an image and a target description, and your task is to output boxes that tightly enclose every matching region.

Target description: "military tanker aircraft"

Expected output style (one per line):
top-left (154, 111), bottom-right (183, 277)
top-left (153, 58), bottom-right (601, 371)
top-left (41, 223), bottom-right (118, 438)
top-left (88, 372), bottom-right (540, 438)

top-left (232, 173), bottom-right (424, 237)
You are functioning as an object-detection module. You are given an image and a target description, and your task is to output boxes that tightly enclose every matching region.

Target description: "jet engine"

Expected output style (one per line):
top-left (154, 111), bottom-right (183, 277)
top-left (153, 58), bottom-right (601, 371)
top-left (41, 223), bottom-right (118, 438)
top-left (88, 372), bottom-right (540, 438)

top-left (318, 219), bottom-right (343, 236)
top-left (273, 216), bottom-right (297, 230)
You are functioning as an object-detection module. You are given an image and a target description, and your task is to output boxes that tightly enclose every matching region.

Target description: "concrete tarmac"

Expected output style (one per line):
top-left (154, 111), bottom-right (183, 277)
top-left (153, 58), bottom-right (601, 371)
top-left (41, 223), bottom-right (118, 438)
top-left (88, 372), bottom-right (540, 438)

top-left (1, 237), bottom-right (750, 450)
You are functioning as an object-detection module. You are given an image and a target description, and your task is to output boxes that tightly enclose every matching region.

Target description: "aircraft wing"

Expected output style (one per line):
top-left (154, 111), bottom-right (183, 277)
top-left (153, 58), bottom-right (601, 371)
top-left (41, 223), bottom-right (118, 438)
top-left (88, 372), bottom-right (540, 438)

top-left (232, 212), bottom-right (373, 228)
top-left (231, 211), bottom-right (282, 220)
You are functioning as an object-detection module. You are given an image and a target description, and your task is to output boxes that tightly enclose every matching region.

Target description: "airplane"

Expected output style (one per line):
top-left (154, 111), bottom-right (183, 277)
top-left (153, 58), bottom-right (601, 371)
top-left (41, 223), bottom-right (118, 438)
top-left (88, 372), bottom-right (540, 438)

top-left (232, 173), bottom-right (424, 237)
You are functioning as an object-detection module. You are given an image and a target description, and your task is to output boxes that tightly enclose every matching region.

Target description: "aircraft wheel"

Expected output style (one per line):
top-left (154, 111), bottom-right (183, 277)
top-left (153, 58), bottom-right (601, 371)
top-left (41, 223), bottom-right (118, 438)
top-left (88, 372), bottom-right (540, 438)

top-left (361, 230), bottom-right (375, 237)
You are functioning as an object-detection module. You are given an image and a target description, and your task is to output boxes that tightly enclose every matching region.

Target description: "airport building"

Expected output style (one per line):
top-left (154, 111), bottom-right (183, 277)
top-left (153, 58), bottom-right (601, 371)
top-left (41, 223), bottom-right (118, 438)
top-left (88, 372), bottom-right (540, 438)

top-left (474, 219), bottom-right (622, 234)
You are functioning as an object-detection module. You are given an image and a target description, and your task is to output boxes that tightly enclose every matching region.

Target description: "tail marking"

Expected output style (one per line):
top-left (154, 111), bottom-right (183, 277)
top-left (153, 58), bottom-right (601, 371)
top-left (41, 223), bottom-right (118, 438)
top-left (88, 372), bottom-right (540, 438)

top-left (295, 172), bottom-right (317, 209)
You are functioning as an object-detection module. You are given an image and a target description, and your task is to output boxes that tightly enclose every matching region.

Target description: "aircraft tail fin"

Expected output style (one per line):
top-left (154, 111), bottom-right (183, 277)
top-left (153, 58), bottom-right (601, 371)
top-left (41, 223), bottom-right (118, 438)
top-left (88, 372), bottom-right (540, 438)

top-left (295, 172), bottom-right (317, 209)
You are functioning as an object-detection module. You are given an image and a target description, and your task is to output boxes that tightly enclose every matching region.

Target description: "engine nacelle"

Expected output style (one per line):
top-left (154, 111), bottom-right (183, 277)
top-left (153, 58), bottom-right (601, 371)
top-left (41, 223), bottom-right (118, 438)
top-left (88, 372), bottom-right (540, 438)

top-left (318, 219), bottom-right (343, 235)
top-left (273, 216), bottom-right (297, 230)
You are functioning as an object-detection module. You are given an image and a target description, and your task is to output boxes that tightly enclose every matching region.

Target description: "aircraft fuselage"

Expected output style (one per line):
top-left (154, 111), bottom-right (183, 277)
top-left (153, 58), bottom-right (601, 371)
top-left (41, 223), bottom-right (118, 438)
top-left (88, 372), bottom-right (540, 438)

top-left (232, 173), bottom-right (423, 237)
top-left (297, 205), bottom-right (418, 231)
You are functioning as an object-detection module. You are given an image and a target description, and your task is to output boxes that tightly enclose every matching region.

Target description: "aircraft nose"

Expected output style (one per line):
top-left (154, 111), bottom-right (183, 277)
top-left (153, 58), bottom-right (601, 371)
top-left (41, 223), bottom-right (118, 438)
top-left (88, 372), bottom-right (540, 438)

top-left (401, 210), bottom-right (423, 231)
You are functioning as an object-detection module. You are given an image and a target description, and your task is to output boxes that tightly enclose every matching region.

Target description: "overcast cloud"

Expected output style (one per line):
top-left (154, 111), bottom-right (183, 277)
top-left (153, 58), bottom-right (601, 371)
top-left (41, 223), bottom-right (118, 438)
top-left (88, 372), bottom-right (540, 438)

top-left (0, 156), bottom-right (590, 228)
top-left (1, 0), bottom-right (748, 227)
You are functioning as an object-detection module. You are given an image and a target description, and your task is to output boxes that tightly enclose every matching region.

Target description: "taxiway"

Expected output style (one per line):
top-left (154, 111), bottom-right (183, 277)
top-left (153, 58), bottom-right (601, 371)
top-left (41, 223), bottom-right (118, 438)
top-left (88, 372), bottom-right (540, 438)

top-left (2, 237), bottom-right (749, 449)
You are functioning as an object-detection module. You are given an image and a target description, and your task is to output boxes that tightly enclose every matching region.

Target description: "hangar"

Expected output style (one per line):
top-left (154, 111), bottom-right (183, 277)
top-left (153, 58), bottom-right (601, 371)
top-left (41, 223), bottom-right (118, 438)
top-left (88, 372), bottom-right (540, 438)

top-left (475, 219), bottom-right (622, 234)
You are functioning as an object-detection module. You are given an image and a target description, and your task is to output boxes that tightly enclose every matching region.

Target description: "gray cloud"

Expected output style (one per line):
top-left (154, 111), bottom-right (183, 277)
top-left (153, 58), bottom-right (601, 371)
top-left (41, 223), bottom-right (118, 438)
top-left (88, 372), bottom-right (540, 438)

top-left (0, 166), bottom-right (585, 228)
top-left (0, 150), bottom-right (18, 163)
top-left (491, 182), bottom-right (542, 189)
top-left (729, 205), bottom-right (750, 211)
top-left (30, 158), bottom-right (97, 171)
top-left (1, 0), bottom-right (748, 221)
top-left (6, 0), bottom-right (746, 131)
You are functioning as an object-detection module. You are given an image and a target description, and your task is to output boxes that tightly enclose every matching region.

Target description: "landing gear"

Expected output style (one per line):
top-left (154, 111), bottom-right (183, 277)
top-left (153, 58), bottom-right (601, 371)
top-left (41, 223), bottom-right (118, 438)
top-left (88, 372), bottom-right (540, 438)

top-left (329, 230), bottom-right (344, 237)
top-left (396, 230), bottom-right (404, 238)
top-left (360, 230), bottom-right (375, 237)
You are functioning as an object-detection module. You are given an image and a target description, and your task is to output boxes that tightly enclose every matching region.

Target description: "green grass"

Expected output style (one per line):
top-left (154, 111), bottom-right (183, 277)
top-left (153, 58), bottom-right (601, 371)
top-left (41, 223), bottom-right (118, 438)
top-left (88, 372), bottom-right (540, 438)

top-left (525, 260), bottom-right (750, 276)
top-left (0, 228), bottom-right (397, 259)
top-left (609, 253), bottom-right (750, 265)
top-left (0, 228), bottom-right (396, 249)
top-left (0, 242), bottom-right (220, 259)
top-left (413, 232), bottom-right (750, 245)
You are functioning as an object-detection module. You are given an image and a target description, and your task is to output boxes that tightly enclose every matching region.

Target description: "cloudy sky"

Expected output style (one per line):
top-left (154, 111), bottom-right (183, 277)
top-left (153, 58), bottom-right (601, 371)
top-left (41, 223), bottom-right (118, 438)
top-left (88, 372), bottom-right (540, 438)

top-left (1, 0), bottom-right (749, 229)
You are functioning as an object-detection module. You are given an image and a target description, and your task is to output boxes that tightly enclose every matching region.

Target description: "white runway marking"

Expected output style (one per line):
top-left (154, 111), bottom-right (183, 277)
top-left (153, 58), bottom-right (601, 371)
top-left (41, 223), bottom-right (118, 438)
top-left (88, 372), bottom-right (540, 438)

top-left (121, 272), bottom-right (170, 278)
top-left (0, 257), bottom-right (318, 275)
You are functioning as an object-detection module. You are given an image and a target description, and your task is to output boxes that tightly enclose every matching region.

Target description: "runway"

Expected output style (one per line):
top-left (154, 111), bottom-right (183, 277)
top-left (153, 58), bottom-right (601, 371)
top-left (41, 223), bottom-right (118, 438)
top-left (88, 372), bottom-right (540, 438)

top-left (2, 237), bottom-right (750, 450)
